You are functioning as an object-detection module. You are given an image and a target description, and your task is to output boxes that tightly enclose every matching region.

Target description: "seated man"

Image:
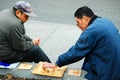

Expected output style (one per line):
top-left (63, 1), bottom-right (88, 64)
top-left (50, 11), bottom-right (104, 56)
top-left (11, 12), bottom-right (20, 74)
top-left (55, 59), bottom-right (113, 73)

top-left (0, 1), bottom-right (51, 63)
top-left (43, 6), bottom-right (120, 80)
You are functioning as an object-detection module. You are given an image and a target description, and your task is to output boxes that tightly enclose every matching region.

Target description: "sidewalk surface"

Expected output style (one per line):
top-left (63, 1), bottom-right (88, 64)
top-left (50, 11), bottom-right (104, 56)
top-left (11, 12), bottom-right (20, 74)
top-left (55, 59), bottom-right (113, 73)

top-left (25, 20), bottom-right (84, 69)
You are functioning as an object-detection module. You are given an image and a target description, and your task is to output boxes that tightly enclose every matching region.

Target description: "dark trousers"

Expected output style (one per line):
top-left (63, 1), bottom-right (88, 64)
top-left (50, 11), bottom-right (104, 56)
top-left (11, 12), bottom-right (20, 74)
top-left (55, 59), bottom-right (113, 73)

top-left (3, 46), bottom-right (51, 63)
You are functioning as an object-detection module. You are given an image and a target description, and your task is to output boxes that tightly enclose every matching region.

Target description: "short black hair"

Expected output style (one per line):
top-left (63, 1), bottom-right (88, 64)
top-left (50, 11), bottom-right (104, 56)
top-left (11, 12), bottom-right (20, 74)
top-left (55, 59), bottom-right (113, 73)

top-left (74, 6), bottom-right (95, 18)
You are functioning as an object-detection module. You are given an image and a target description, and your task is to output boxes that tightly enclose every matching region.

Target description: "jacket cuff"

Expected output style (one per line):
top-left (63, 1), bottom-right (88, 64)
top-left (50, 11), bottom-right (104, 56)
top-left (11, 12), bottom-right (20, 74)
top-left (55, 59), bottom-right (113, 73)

top-left (55, 60), bottom-right (63, 67)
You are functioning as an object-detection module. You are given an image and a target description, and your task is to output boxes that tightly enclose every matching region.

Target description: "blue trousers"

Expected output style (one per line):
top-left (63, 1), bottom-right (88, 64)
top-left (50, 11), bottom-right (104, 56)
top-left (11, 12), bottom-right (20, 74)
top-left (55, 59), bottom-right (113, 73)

top-left (2, 46), bottom-right (51, 63)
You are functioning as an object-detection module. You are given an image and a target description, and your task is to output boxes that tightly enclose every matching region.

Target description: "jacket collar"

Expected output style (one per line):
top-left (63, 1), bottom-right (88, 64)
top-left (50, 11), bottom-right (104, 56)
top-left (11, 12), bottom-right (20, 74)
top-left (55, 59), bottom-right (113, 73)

top-left (88, 15), bottom-right (98, 26)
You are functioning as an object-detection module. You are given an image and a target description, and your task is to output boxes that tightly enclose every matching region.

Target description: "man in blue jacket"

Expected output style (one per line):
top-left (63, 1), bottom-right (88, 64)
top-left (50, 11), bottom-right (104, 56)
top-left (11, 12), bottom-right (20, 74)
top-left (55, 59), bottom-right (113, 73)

top-left (43, 6), bottom-right (120, 80)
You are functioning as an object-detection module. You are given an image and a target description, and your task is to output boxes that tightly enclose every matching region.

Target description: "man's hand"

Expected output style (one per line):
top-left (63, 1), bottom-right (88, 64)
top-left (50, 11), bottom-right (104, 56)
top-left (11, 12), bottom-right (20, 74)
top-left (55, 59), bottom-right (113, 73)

top-left (32, 38), bottom-right (40, 46)
top-left (42, 62), bottom-right (57, 70)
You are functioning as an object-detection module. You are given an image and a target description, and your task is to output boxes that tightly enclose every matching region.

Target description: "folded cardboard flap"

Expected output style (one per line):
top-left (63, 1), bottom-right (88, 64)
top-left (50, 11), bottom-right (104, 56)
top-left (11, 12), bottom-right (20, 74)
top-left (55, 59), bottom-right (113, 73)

top-left (68, 69), bottom-right (81, 76)
top-left (17, 62), bottom-right (33, 69)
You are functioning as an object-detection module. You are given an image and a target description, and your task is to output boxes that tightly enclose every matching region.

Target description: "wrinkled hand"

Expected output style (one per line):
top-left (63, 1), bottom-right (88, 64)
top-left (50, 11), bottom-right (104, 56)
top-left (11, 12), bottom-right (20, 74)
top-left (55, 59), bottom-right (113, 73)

top-left (32, 38), bottom-right (40, 46)
top-left (42, 62), bottom-right (57, 70)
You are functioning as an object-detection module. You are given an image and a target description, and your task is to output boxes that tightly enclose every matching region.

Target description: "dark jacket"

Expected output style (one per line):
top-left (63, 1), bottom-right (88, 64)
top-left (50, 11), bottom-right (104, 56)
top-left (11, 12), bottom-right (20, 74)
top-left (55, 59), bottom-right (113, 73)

top-left (56, 16), bottom-right (120, 80)
top-left (0, 9), bottom-right (33, 60)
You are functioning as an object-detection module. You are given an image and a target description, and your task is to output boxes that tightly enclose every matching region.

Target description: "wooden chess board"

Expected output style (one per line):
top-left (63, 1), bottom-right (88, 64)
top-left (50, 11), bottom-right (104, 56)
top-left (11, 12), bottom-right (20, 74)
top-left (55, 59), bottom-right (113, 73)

top-left (32, 62), bottom-right (67, 77)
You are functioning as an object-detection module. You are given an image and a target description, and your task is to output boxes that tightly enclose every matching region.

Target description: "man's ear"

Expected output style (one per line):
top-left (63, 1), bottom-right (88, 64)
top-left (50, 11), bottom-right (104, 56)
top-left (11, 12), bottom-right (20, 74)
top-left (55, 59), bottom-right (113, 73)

top-left (16, 10), bottom-right (21, 18)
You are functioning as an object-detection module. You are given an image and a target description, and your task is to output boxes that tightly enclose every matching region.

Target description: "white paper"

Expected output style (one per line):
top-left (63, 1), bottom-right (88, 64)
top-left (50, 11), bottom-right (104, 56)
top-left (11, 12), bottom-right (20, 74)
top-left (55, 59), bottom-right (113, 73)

top-left (0, 62), bottom-right (20, 69)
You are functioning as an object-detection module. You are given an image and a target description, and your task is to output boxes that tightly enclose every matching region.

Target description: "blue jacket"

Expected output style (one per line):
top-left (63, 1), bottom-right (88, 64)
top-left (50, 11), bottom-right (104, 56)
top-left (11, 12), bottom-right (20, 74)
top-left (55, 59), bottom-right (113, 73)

top-left (56, 16), bottom-right (120, 80)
